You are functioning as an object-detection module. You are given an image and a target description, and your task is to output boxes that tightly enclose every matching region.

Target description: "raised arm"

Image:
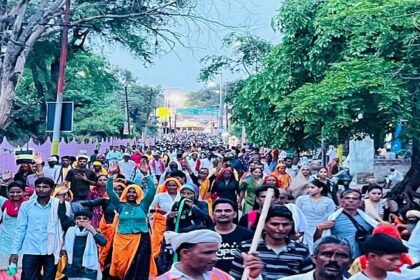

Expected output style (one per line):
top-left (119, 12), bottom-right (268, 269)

top-left (141, 176), bottom-right (157, 209)
top-left (106, 178), bottom-right (120, 205)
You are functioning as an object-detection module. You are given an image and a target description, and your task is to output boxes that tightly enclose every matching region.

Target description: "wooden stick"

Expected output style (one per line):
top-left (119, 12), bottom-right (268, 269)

top-left (240, 188), bottom-right (274, 280)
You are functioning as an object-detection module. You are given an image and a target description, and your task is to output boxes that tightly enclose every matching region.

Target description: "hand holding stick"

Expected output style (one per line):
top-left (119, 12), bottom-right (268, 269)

top-left (241, 188), bottom-right (274, 280)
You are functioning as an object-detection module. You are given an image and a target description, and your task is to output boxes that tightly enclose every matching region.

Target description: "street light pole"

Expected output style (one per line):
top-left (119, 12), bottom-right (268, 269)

top-left (51, 0), bottom-right (71, 155)
top-left (124, 85), bottom-right (131, 137)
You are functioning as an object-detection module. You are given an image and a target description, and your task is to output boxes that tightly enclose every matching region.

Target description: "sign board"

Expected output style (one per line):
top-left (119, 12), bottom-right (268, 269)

top-left (156, 107), bottom-right (170, 122)
top-left (176, 107), bottom-right (218, 116)
top-left (46, 102), bottom-right (74, 132)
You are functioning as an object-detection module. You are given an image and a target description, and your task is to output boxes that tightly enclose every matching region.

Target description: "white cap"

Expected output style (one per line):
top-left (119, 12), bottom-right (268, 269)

top-left (164, 229), bottom-right (222, 251)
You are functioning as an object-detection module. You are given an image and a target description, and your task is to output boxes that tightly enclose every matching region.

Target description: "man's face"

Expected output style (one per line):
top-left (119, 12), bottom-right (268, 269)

top-left (340, 192), bottom-right (361, 211)
top-left (285, 158), bottom-right (293, 167)
top-left (256, 191), bottom-right (277, 208)
top-left (369, 253), bottom-right (402, 272)
top-left (112, 146), bottom-right (117, 151)
top-left (62, 159), bottom-right (70, 167)
top-left (78, 159), bottom-right (88, 169)
top-left (213, 203), bottom-right (236, 224)
top-left (35, 183), bottom-right (53, 198)
top-left (276, 191), bottom-right (289, 205)
top-left (48, 161), bottom-right (57, 168)
top-left (264, 216), bottom-right (293, 241)
top-left (312, 243), bottom-right (351, 278)
top-left (182, 243), bottom-right (219, 274)
top-left (75, 215), bottom-right (91, 228)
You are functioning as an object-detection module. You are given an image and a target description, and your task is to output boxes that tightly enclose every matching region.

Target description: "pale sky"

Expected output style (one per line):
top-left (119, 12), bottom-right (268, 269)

top-left (105, 1), bottom-right (282, 92)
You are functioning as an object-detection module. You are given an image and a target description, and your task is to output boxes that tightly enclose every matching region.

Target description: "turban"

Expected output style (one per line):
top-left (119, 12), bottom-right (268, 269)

top-left (164, 230), bottom-right (222, 252)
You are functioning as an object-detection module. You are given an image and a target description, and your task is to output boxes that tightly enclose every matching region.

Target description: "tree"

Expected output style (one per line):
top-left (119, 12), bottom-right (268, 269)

top-left (199, 32), bottom-right (272, 82)
top-left (228, 0), bottom-right (420, 198)
top-left (0, 0), bottom-right (208, 130)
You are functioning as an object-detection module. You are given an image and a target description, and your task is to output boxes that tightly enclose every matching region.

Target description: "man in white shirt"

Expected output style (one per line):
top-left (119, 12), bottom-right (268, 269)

top-left (348, 234), bottom-right (408, 280)
top-left (43, 156), bottom-right (61, 183)
top-left (118, 152), bottom-right (136, 180)
top-left (281, 236), bottom-right (352, 280)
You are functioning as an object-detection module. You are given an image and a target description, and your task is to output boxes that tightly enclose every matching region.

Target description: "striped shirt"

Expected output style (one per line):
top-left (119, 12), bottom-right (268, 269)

top-left (229, 239), bottom-right (313, 280)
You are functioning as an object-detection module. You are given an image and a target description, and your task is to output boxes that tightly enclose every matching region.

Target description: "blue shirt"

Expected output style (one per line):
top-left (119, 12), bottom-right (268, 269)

top-left (331, 213), bottom-right (373, 258)
top-left (11, 198), bottom-right (52, 255)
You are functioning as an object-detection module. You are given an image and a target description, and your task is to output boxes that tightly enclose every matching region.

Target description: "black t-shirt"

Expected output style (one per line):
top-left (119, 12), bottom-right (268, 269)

top-left (65, 168), bottom-right (97, 201)
top-left (215, 225), bottom-right (253, 273)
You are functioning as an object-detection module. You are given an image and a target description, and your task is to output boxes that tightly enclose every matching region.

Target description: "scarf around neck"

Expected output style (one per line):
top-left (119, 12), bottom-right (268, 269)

top-left (2, 198), bottom-right (27, 217)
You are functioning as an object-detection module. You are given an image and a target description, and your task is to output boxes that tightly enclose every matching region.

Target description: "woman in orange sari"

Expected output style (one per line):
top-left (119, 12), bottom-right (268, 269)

top-left (272, 163), bottom-right (291, 189)
top-left (107, 165), bottom-right (157, 279)
top-left (149, 178), bottom-right (182, 260)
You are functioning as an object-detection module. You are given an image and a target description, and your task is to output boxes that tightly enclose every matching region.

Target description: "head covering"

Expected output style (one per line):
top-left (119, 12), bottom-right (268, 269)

top-left (123, 152), bottom-right (131, 157)
top-left (120, 184), bottom-right (144, 204)
top-left (362, 234), bottom-right (408, 255)
top-left (47, 156), bottom-right (57, 162)
top-left (262, 175), bottom-right (281, 188)
top-left (373, 224), bottom-right (402, 240)
top-left (93, 161), bottom-right (102, 166)
top-left (164, 230), bottom-right (222, 251)
top-left (77, 154), bottom-right (89, 161)
top-left (215, 167), bottom-right (234, 181)
top-left (158, 178), bottom-right (182, 193)
top-left (289, 165), bottom-right (310, 198)
top-left (180, 183), bottom-right (199, 199)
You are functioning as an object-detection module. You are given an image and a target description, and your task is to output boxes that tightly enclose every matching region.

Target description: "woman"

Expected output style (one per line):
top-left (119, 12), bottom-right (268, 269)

top-left (167, 184), bottom-right (211, 232)
top-left (239, 167), bottom-right (263, 214)
top-left (149, 178), bottom-right (182, 261)
top-left (363, 185), bottom-right (389, 223)
top-left (211, 168), bottom-right (240, 204)
top-left (107, 165), bottom-right (157, 279)
top-left (80, 182), bottom-right (125, 275)
top-left (262, 174), bottom-right (281, 188)
top-left (263, 153), bottom-right (277, 174)
top-left (272, 163), bottom-right (291, 189)
top-left (289, 165), bottom-right (312, 199)
top-left (92, 161), bottom-right (108, 177)
top-left (296, 179), bottom-right (335, 253)
top-left (13, 163), bottom-right (33, 184)
top-left (0, 181), bottom-right (27, 279)
top-left (88, 174), bottom-right (107, 228)
top-left (316, 167), bottom-right (339, 205)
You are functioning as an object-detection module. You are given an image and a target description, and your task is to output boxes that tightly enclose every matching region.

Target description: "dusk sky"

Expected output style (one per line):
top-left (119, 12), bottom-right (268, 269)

top-left (105, 1), bottom-right (282, 92)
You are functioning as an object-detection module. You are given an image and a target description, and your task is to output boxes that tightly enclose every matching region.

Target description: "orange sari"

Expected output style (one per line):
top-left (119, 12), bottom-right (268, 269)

top-left (98, 214), bottom-right (118, 269)
top-left (110, 232), bottom-right (157, 278)
top-left (199, 178), bottom-right (213, 215)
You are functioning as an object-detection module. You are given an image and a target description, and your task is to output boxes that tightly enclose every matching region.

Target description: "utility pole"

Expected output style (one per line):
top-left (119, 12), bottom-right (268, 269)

top-left (51, 0), bottom-right (71, 155)
top-left (124, 85), bottom-right (131, 137)
top-left (142, 89), bottom-right (154, 144)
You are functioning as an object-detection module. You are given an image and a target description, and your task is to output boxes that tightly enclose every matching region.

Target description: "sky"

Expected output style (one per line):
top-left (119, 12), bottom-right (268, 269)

top-left (104, 1), bottom-right (282, 93)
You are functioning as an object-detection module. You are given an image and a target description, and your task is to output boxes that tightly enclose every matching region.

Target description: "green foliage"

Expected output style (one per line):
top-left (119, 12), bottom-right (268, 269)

top-left (199, 33), bottom-right (272, 82)
top-left (228, 0), bottom-right (420, 150)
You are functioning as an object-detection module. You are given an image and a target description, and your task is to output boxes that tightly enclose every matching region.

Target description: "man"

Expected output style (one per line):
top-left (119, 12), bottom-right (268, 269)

top-left (213, 199), bottom-right (253, 273)
top-left (348, 234), bottom-right (408, 280)
top-left (64, 155), bottom-right (97, 211)
top-left (105, 145), bottom-right (123, 164)
top-left (57, 155), bottom-right (72, 184)
top-left (315, 190), bottom-right (378, 258)
top-left (187, 152), bottom-right (201, 176)
top-left (385, 168), bottom-right (404, 188)
top-left (10, 177), bottom-right (70, 280)
top-left (44, 156), bottom-right (61, 183)
top-left (284, 157), bottom-right (298, 178)
top-left (118, 152), bottom-right (136, 180)
top-left (281, 236), bottom-right (352, 280)
top-left (150, 151), bottom-right (166, 181)
top-left (154, 229), bottom-right (263, 280)
top-left (230, 205), bottom-right (312, 280)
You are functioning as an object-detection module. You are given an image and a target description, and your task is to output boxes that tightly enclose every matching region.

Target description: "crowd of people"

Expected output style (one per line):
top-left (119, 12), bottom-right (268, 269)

top-left (0, 133), bottom-right (419, 280)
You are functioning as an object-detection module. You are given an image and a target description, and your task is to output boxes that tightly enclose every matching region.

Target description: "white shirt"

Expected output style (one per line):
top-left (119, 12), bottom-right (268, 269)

top-left (348, 272), bottom-right (403, 280)
top-left (118, 159), bottom-right (136, 180)
top-left (44, 165), bottom-right (61, 183)
top-left (149, 192), bottom-right (179, 214)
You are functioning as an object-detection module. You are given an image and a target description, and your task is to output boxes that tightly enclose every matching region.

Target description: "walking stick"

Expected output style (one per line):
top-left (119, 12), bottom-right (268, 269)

top-left (241, 188), bottom-right (274, 280)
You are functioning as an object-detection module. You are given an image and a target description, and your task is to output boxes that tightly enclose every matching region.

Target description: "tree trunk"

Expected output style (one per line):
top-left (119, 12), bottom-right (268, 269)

top-left (387, 139), bottom-right (420, 208)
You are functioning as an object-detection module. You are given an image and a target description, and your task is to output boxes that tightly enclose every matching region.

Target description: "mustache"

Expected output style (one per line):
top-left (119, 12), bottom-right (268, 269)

top-left (325, 264), bottom-right (341, 270)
